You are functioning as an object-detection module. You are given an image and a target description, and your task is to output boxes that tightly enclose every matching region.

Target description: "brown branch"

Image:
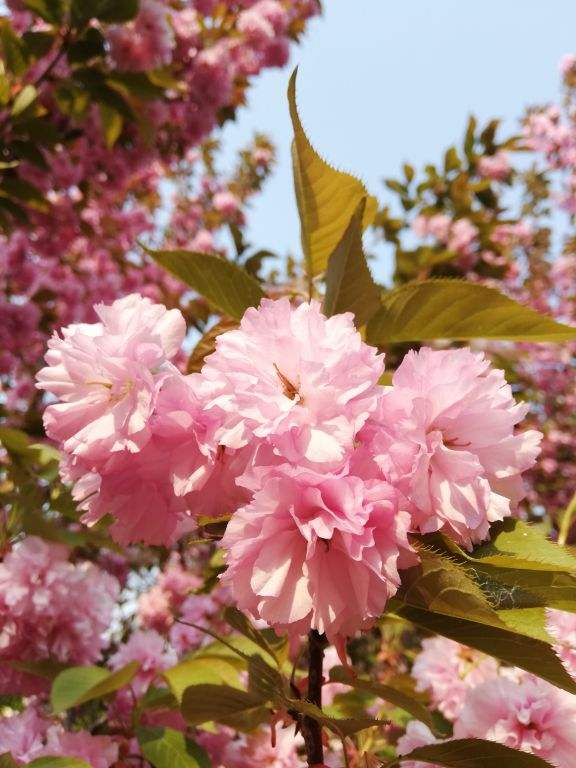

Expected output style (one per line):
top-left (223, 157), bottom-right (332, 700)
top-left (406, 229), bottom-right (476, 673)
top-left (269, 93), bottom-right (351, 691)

top-left (301, 630), bottom-right (327, 767)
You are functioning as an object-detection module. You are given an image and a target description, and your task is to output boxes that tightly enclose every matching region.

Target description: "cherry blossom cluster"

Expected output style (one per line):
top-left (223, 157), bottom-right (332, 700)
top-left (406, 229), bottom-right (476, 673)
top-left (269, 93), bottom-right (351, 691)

top-left (36, 293), bottom-right (540, 644)
top-left (397, 626), bottom-right (576, 768)
top-left (1, 0), bottom-right (317, 414)
top-left (0, 536), bottom-right (119, 696)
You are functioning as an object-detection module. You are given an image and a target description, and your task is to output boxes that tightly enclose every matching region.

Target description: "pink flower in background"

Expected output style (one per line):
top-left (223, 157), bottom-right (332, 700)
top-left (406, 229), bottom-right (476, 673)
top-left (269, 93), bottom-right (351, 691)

top-left (107, 0), bottom-right (175, 71)
top-left (221, 466), bottom-right (416, 641)
top-left (546, 608), bottom-right (576, 678)
top-left (202, 298), bottom-right (384, 468)
top-left (199, 724), bottom-right (304, 768)
top-left (396, 720), bottom-right (443, 768)
top-left (447, 218), bottom-right (479, 256)
top-left (367, 347), bottom-right (541, 548)
top-left (411, 637), bottom-right (499, 720)
top-left (36, 294), bottom-right (186, 461)
top-left (109, 629), bottom-right (177, 698)
top-left (0, 537), bottom-right (118, 692)
top-left (454, 675), bottom-right (576, 767)
top-left (477, 151), bottom-right (511, 181)
top-left (213, 190), bottom-right (242, 218)
top-left (411, 214), bottom-right (451, 242)
top-left (139, 552), bottom-right (202, 632)
top-left (0, 709), bottom-right (49, 764)
top-left (169, 585), bottom-right (231, 653)
top-left (39, 730), bottom-right (118, 768)
top-left (559, 53), bottom-right (576, 76)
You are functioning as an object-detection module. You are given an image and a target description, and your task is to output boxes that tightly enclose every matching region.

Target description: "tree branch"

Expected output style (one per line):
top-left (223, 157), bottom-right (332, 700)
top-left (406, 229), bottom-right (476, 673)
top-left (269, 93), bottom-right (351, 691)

top-left (302, 630), bottom-right (327, 767)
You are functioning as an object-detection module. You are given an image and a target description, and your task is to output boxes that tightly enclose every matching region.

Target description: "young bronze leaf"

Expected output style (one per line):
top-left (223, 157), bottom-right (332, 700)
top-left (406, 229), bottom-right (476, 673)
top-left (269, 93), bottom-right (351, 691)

top-left (323, 198), bottom-right (381, 326)
top-left (386, 738), bottom-right (554, 768)
top-left (288, 69), bottom-right (378, 279)
top-left (145, 248), bottom-right (265, 320)
top-left (366, 280), bottom-right (576, 344)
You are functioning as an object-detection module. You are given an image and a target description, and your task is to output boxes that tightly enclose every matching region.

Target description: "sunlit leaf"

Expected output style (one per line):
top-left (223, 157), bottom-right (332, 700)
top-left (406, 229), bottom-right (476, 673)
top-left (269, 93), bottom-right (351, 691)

top-left (163, 657), bottom-right (241, 702)
top-left (51, 662), bottom-right (139, 713)
top-left (27, 759), bottom-right (91, 768)
top-left (288, 69), bottom-right (377, 279)
top-left (366, 280), bottom-right (576, 344)
top-left (323, 198), bottom-right (381, 326)
top-left (186, 319), bottom-right (238, 373)
top-left (180, 683), bottom-right (269, 731)
top-left (146, 248), bottom-right (265, 320)
top-left (136, 727), bottom-right (210, 768)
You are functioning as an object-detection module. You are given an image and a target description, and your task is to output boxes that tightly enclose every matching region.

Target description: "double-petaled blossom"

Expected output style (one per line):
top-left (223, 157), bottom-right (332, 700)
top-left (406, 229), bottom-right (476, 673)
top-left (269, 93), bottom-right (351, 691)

top-left (361, 347), bottom-right (541, 548)
top-left (201, 298), bottom-right (384, 468)
top-left (411, 637), bottom-right (500, 720)
top-left (220, 465), bottom-right (416, 642)
top-left (36, 294), bottom-right (186, 461)
top-left (0, 709), bottom-right (118, 768)
top-left (546, 608), bottom-right (576, 678)
top-left (454, 675), bottom-right (576, 767)
top-left (0, 537), bottom-right (118, 694)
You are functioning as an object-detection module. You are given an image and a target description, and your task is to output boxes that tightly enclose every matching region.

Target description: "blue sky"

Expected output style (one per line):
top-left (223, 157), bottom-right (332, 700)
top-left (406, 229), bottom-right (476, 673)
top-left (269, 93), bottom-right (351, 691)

top-left (220, 0), bottom-right (576, 280)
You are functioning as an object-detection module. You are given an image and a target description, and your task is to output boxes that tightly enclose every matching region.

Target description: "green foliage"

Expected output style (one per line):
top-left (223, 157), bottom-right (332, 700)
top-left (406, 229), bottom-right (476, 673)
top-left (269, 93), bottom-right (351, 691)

top-left (181, 683), bottom-right (269, 730)
top-left (136, 727), bottom-right (210, 768)
top-left (329, 666), bottom-right (438, 733)
top-left (26, 759), bottom-right (91, 768)
top-left (50, 662), bottom-right (140, 713)
top-left (163, 656), bottom-right (242, 702)
top-left (0, 755), bottom-right (19, 768)
top-left (366, 280), bottom-right (576, 344)
top-left (322, 198), bottom-right (381, 326)
top-left (385, 739), bottom-right (554, 768)
top-left (146, 248), bottom-right (266, 320)
top-left (288, 69), bottom-right (377, 281)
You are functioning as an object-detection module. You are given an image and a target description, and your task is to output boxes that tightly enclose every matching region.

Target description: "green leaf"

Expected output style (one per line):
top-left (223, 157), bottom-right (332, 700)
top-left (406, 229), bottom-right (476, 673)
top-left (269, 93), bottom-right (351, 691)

top-left (9, 659), bottom-right (68, 681)
top-left (329, 666), bottom-right (437, 732)
top-left (163, 657), bottom-right (241, 702)
top-left (387, 738), bottom-right (554, 768)
top-left (180, 683), bottom-right (268, 730)
top-left (394, 605), bottom-right (576, 695)
top-left (27, 759), bottom-right (91, 768)
top-left (94, 0), bottom-right (140, 22)
top-left (247, 654), bottom-right (286, 702)
top-left (322, 198), bottom-right (381, 326)
top-left (223, 607), bottom-right (282, 666)
top-left (146, 248), bottom-right (265, 320)
top-left (366, 280), bottom-right (576, 345)
top-left (51, 662), bottom-right (139, 713)
top-left (99, 103), bottom-right (123, 148)
top-left (288, 69), bottom-right (377, 279)
top-left (11, 85), bottom-right (37, 117)
top-left (0, 21), bottom-right (29, 76)
top-left (0, 754), bottom-right (19, 768)
top-left (285, 697), bottom-right (385, 738)
top-left (137, 727), bottom-right (210, 768)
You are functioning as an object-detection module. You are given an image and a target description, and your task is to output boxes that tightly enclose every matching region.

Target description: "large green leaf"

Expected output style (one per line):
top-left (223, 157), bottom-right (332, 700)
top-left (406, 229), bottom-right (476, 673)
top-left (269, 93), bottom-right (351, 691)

top-left (322, 198), bottom-right (381, 326)
top-left (394, 605), bottom-right (576, 694)
top-left (163, 657), bottom-right (241, 702)
top-left (366, 280), bottom-right (576, 344)
top-left (387, 738), bottom-right (554, 767)
top-left (288, 69), bottom-right (377, 280)
top-left (329, 666), bottom-right (437, 732)
top-left (136, 727), bottom-right (210, 768)
top-left (180, 683), bottom-right (269, 731)
top-left (51, 662), bottom-right (139, 713)
top-left (0, 755), bottom-right (18, 768)
top-left (27, 759), bottom-right (91, 768)
top-left (146, 248), bottom-right (265, 320)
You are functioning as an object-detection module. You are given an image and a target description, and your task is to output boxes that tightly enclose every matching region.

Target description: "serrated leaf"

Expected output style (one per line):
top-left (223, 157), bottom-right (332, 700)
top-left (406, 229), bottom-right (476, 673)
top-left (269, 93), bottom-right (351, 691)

top-left (323, 198), bottom-right (381, 326)
top-left (51, 662), bottom-right (139, 713)
top-left (366, 280), bottom-right (576, 344)
top-left (329, 666), bottom-right (437, 732)
top-left (388, 738), bottom-right (554, 767)
top-left (180, 684), bottom-right (268, 730)
top-left (136, 727), bottom-right (210, 768)
top-left (163, 657), bottom-right (240, 702)
top-left (186, 319), bottom-right (238, 373)
top-left (288, 69), bottom-right (377, 279)
top-left (146, 248), bottom-right (265, 320)
top-left (394, 605), bottom-right (576, 695)
top-left (247, 654), bottom-right (286, 702)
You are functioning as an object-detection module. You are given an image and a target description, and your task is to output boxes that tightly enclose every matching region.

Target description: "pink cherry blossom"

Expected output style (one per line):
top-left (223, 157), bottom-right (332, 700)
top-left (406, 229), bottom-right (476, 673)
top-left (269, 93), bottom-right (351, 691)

top-left (454, 675), bottom-right (576, 767)
top-left (202, 298), bottom-right (384, 468)
top-left (199, 724), bottom-right (304, 768)
top-left (220, 465), bottom-right (416, 642)
top-left (0, 537), bottom-right (118, 692)
top-left (39, 729), bottom-right (119, 768)
top-left (0, 709), bottom-right (49, 764)
top-left (411, 637), bottom-right (500, 720)
top-left (477, 151), bottom-right (511, 181)
top-left (365, 347), bottom-right (541, 548)
top-left (546, 608), bottom-right (576, 678)
top-left (36, 294), bottom-right (186, 461)
top-left (106, 0), bottom-right (175, 71)
top-left (396, 720), bottom-right (442, 768)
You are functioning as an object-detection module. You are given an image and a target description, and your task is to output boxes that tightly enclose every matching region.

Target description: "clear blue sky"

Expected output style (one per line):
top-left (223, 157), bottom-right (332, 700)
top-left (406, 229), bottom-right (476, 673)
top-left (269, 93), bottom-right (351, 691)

top-left (220, 0), bottom-right (576, 280)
